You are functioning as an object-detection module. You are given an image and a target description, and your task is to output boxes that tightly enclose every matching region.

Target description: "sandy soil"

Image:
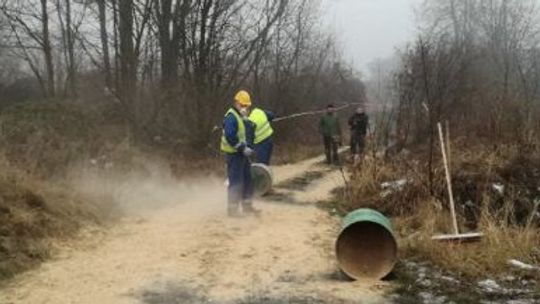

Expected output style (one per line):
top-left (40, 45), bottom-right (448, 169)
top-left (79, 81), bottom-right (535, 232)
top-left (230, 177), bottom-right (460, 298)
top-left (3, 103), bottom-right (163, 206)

top-left (0, 155), bottom-right (390, 304)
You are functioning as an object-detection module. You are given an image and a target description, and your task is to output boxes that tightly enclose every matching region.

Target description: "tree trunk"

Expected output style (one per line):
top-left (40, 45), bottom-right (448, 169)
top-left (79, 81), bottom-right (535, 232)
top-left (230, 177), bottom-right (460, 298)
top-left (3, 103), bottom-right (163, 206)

top-left (156, 0), bottom-right (180, 95)
top-left (112, 0), bottom-right (120, 92)
top-left (98, 0), bottom-right (112, 89)
top-left (65, 0), bottom-right (77, 99)
top-left (41, 0), bottom-right (55, 98)
top-left (119, 0), bottom-right (136, 112)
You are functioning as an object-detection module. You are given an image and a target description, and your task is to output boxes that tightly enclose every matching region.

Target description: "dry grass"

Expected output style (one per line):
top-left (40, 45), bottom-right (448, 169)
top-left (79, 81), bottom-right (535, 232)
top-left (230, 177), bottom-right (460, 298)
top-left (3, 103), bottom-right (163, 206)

top-left (0, 155), bottom-right (113, 281)
top-left (398, 202), bottom-right (540, 278)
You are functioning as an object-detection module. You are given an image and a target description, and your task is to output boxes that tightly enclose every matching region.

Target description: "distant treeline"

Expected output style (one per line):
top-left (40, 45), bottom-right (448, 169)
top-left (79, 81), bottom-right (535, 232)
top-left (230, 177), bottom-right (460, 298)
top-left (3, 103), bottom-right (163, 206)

top-left (0, 0), bottom-right (366, 147)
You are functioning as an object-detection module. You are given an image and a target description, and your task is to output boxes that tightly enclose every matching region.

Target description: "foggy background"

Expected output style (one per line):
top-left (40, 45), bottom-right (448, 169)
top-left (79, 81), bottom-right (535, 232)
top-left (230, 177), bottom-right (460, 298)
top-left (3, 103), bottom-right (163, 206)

top-left (324, 0), bottom-right (423, 76)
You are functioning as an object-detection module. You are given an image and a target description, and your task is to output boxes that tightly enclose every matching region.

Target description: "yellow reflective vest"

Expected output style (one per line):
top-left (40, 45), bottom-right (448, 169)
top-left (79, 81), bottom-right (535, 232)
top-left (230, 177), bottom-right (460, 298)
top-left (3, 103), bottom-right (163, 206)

top-left (220, 108), bottom-right (246, 153)
top-left (249, 108), bottom-right (274, 144)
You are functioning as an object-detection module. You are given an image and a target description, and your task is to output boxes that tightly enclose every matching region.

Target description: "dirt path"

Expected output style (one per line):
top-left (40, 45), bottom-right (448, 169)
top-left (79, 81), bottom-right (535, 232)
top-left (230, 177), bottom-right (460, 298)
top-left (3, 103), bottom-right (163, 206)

top-left (1, 156), bottom-right (390, 304)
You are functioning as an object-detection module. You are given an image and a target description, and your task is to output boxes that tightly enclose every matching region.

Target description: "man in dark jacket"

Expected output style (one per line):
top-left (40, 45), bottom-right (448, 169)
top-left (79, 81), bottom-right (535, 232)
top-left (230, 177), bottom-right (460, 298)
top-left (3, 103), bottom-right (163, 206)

top-left (319, 104), bottom-right (342, 165)
top-left (348, 106), bottom-right (369, 163)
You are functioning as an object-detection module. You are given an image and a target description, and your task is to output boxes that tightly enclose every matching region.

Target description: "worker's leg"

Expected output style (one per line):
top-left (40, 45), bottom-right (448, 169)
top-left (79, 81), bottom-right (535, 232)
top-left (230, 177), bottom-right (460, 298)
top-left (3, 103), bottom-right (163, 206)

top-left (266, 138), bottom-right (274, 165)
top-left (241, 156), bottom-right (253, 203)
top-left (350, 134), bottom-right (357, 155)
top-left (350, 134), bottom-right (358, 164)
top-left (226, 153), bottom-right (243, 216)
top-left (350, 134), bottom-right (359, 160)
top-left (241, 156), bottom-right (259, 214)
top-left (352, 134), bottom-right (364, 165)
top-left (253, 137), bottom-right (273, 165)
top-left (323, 136), bottom-right (332, 164)
top-left (331, 139), bottom-right (340, 165)
top-left (358, 135), bottom-right (365, 155)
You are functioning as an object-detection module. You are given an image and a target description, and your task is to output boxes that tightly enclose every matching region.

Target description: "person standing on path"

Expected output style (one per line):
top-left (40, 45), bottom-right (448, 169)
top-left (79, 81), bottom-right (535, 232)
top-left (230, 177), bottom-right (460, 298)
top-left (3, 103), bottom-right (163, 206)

top-left (319, 104), bottom-right (342, 165)
top-left (221, 90), bottom-right (260, 217)
top-left (348, 105), bottom-right (369, 164)
top-left (248, 107), bottom-right (275, 165)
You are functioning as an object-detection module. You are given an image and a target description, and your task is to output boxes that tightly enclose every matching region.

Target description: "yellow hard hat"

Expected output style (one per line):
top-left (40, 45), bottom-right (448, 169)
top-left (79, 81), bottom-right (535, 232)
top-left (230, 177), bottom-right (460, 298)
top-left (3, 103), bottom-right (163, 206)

top-left (234, 90), bottom-right (252, 106)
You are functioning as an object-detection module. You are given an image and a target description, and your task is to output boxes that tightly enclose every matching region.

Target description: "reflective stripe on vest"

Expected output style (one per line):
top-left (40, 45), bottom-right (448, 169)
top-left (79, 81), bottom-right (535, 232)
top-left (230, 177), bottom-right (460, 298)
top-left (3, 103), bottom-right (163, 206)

top-left (220, 108), bottom-right (246, 153)
top-left (249, 108), bottom-right (274, 144)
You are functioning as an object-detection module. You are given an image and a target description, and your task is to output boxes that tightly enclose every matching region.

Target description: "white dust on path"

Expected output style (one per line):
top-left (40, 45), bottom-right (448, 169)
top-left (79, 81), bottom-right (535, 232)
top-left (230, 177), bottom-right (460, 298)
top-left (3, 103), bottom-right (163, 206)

top-left (0, 155), bottom-right (389, 304)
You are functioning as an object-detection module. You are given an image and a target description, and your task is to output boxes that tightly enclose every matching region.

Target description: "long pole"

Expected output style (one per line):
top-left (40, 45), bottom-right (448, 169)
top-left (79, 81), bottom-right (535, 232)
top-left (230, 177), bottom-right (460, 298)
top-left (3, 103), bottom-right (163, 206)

top-left (445, 120), bottom-right (451, 173)
top-left (212, 102), bottom-right (361, 133)
top-left (272, 102), bottom-right (359, 122)
top-left (438, 122), bottom-right (459, 235)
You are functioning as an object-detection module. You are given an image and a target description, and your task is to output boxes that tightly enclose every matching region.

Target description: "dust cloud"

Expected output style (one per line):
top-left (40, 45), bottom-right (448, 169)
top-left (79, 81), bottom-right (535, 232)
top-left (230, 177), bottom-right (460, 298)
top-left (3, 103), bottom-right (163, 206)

top-left (66, 158), bottom-right (226, 217)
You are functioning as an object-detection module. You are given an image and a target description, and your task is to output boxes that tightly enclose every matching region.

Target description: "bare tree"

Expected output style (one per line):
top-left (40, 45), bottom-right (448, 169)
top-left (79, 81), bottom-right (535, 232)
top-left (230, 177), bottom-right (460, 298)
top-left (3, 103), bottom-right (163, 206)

top-left (0, 0), bottom-right (365, 148)
top-left (395, 0), bottom-right (540, 148)
top-left (0, 0), bottom-right (56, 98)
top-left (97, 0), bottom-right (112, 88)
top-left (55, 0), bottom-right (77, 98)
top-left (40, 0), bottom-right (55, 98)
top-left (118, 0), bottom-right (136, 117)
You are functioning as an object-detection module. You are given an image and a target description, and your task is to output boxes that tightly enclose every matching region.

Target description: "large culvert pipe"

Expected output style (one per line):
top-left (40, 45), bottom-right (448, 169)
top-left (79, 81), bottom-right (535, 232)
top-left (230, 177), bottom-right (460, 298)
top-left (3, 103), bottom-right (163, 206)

top-left (251, 163), bottom-right (273, 196)
top-left (336, 208), bottom-right (397, 280)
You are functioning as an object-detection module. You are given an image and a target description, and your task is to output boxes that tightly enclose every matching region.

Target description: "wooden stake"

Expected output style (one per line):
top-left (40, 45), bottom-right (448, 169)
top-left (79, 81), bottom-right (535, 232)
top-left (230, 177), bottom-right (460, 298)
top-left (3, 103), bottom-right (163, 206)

top-left (445, 120), bottom-right (451, 173)
top-left (438, 122), bottom-right (459, 235)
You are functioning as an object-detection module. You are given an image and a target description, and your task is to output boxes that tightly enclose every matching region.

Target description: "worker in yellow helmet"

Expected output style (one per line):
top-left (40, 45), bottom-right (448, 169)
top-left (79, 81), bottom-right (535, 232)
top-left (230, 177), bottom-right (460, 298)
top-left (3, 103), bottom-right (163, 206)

top-left (221, 90), bottom-right (260, 217)
top-left (248, 104), bottom-right (275, 165)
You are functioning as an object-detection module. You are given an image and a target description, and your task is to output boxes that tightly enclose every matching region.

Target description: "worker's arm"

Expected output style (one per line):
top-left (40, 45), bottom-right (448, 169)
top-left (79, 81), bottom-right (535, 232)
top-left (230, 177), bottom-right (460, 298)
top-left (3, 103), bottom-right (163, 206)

top-left (244, 118), bottom-right (255, 148)
top-left (223, 113), bottom-right (244, 151)
top-left (265, 110), bottom-right (275, 122)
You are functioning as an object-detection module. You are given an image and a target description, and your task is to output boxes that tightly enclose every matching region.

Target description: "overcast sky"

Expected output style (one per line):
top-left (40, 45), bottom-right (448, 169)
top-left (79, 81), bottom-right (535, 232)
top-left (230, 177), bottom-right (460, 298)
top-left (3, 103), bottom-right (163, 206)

top-left (322, 0), bottom-right (423, 76)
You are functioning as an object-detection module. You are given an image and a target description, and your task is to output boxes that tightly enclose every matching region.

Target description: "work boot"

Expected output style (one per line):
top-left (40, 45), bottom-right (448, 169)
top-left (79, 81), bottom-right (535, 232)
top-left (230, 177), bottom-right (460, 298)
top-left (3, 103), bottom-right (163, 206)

top-left (353, 154), bottom-right (361, 166)
top-left (242, 202), bottom-right (262, 216)
top-left (227, 205), bottom-right (242, 218)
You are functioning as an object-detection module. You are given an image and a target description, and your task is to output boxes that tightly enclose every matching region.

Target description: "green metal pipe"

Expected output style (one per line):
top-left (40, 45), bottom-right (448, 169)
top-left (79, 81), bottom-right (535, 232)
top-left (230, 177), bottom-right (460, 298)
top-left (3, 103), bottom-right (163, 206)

top-left (251, 163), bottom-right (273, 196)
top-left (336, 208), bottom-right (397, 280)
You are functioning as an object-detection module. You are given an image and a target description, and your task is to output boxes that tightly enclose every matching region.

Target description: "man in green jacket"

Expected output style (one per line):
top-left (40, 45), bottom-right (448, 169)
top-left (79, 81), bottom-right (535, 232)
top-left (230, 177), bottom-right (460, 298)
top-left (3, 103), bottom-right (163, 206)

top-left (319, 104), bottom-right (342, 165)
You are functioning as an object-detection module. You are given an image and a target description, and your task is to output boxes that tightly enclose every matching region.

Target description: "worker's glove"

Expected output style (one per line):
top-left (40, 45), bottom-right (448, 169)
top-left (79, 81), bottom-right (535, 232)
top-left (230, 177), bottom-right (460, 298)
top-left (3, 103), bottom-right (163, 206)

top-left (243, 146), bottom-right (254, 157)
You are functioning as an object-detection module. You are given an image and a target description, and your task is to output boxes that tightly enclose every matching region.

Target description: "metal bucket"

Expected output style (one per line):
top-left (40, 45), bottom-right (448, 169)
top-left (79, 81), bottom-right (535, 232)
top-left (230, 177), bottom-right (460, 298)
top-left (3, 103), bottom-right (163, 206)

top-left (251, 163), bottom-right (273, 196)
top-left (336, 208), bottom-right (397, 280)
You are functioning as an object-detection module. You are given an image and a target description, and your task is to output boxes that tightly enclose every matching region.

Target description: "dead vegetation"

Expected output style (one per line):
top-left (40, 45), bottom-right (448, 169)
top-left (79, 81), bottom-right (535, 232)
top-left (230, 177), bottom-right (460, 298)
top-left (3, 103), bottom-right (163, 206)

top-left (339, 140), bottom-right (540, 281)
top-left (0, 157), bottom-right (113, 281)
top-left (325, 138), bottom-right (540, 302)
top-left (0, 103), bottom-right (108, 280)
